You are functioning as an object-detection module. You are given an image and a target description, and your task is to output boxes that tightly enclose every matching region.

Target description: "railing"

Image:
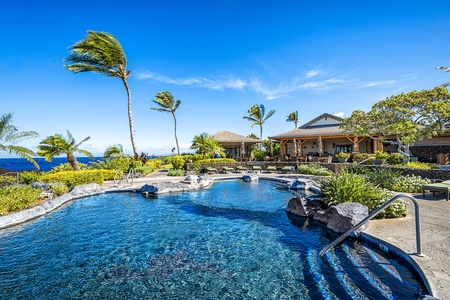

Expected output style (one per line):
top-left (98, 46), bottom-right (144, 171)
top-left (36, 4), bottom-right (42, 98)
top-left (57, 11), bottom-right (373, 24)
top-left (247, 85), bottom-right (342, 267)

top-left (319, 193), bottom-right (422, 258)
top-left (113, 168), bottom-right (134, 187)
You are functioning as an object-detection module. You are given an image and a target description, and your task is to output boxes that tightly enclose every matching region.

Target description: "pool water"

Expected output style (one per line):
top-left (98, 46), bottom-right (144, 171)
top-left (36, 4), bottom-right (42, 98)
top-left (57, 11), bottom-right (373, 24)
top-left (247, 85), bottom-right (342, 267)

top-left (0, 180), bottom-right (428, 299)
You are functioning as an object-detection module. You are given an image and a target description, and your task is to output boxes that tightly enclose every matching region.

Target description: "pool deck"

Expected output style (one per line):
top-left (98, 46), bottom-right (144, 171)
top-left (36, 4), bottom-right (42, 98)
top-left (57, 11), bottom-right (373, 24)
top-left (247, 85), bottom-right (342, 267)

top-left (104, 172), bottom-right (450, 299)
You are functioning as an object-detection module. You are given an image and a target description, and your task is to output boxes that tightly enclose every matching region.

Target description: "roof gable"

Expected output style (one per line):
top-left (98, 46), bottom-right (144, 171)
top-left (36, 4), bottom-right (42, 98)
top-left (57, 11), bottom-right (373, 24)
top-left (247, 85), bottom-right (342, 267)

top-left (300, 113), bottom-right (343, 128)
top-left (211, 130), bottom-right (262, 143)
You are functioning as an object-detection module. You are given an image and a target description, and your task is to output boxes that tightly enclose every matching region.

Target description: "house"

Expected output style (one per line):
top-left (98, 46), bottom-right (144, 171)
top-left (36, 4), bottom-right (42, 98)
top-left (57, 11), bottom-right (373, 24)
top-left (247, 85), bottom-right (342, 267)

top-left (268, 113), bottom-right (384, 161)
top-left (211, 130), bottom-right (262, 160)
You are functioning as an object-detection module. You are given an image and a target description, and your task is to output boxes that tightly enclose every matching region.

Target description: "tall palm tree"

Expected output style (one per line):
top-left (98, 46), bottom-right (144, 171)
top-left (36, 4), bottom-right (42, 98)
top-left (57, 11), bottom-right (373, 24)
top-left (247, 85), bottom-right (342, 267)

top-left (64, 30), bottom-right (138, 158)
top-left (286, 111), bottom-right (299, 129)
top-left (0, 113), bottom-right (39, 169)
top-left (286, 111), bottom-right (299, 155)
top-left (243, 104), bottom-right (276, 149)
top-left (151, 91), bottom-right (181, 155)
top-left (37, 131), bottom-right (94, 171)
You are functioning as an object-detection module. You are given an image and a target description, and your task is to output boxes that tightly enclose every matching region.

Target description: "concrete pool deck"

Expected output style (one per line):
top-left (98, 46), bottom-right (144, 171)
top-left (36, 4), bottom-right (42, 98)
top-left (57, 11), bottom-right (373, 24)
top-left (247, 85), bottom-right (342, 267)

top-left (104, 171), bottom-right (449, 299)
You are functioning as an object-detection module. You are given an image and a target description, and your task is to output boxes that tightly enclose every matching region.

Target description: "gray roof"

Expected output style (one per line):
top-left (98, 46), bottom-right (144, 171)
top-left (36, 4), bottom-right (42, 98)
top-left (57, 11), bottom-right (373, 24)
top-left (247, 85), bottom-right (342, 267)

top-left (269, 113), bottom-right (352, 140)
top-left (211, 130), bottom-right (263, 143)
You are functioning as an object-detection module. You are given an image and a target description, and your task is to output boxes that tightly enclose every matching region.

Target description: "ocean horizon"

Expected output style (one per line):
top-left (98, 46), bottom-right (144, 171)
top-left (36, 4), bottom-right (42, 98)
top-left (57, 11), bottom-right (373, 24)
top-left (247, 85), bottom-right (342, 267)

top-left (0, 157), bottom-right (102, 172)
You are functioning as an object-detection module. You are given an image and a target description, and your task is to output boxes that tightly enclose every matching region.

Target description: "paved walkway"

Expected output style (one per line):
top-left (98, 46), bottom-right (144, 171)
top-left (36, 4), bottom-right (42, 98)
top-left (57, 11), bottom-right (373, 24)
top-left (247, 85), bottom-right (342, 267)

top-left (104, 172), bottom-right (449, 299)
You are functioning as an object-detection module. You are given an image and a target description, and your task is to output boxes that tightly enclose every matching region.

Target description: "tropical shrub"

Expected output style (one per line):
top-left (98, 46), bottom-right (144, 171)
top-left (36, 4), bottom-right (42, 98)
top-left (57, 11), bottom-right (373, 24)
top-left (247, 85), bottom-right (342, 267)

top-left (50, 162), bottom-right (88, 172)
top-left (90, 156), bottom-right (142, 172)
top-left (189, 161), bottom-right (202, 174)
top-left (374, 150), bottom-right (390, 160)
top-left (171, 155), bottom-right (186, 169)
top-left (366, 168), bottom-right (431, 193)
top-left (335, 152), bottom-right (350, 160)
top-left (40, 170), bottom-right (104, 189)
top-left (168, 169), bottom-right (185, 176)
top-left (0, 175), bottom-right (17, 188)
top-left (320, 170), bottom-right (407, 218)
top-left (50, 182), bottom-right (69, 196)
top-left (19, 171), bottom-right (42, 184)
top-left (365, 168), bottom-right (403, 189)
top-left (102, 170), bottom-right (121, 181)
top-left (134, 166), bottom-right (154, 175)
top-left (387, 153), bottom-right (403, 165)
top-left (252, 150), bottom-right (267, 161)
top-left (199, 158), bottom-right (236, 163)
top-left (345, 164), bottom-right (370, 175)
top-left (0, 186), bottom-right (44, 216)
top-left (352, 153), bottom-right (374, 164)
top-left (403, 161), bottom-right (431, 169)
top-left (296, 164), bottom-right (332, 176)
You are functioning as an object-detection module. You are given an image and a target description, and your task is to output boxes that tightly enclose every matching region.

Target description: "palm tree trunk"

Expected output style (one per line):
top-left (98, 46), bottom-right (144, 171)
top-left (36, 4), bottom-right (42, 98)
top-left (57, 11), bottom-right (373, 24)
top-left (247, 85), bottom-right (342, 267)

top-left (122, 77), bottom-right (138, 158)
top-left (67, 151), bottom-right (80, 171)
top-left (259, 125), bottom-right (263, 150)
top-left (172, 113), bottom-right (180, 155)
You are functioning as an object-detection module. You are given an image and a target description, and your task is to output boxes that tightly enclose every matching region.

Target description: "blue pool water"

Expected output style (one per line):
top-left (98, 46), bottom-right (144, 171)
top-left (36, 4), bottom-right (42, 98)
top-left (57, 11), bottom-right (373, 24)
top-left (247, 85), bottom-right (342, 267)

top-left (0, 180), bottom-right (428, 299)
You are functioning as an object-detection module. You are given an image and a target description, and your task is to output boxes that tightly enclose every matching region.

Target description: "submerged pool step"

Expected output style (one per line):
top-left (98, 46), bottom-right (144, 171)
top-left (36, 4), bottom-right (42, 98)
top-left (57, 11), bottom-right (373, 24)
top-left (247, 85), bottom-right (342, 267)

top-left (323, 249), bottom-right (369, 300)
top-left (341, 244), bottom-right (395, 300)
top-left (307, 248), bottom-right (339, 300)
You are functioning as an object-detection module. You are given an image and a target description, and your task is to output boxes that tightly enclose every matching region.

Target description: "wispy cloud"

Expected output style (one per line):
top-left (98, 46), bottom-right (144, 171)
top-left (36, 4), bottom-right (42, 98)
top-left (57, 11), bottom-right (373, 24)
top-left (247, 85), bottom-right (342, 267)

top-left (305, 69), bottom-right (321, 79)
top-left (136, 69), bottom-right (351, 100)
top-left (333, 112), bottom-right (345, 118)
top-left (362, 80), bottom-right (396, 88)
top-left (136, 71), bottom-right (246, 90)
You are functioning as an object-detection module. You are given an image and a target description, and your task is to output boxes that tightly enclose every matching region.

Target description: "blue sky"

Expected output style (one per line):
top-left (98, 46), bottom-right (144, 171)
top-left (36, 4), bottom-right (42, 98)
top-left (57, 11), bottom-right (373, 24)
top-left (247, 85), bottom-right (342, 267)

top-left (1, 1), bottom-right (450, 157)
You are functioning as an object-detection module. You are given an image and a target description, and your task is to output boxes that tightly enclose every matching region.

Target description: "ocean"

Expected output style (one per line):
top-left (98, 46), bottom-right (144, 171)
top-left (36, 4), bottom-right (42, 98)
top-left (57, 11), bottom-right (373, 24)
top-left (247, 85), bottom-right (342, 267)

top-left (0, 157), bottom-right (102, 172)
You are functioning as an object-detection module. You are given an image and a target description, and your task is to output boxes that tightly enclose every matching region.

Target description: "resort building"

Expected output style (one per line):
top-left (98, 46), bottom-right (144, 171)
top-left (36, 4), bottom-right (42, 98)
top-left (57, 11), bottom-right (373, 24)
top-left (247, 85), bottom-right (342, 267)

top-left (268, 113), bottom-right (384, 161)
top-left (211, 130), bottom-right (262, 160)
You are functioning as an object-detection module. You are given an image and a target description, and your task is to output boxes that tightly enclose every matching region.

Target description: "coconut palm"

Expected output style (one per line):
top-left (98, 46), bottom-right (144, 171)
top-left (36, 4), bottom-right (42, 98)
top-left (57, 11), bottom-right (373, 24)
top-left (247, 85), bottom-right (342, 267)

top-left (0, 113), bottom-right (39, 169)
top-left (64, 30), bottom-right (138, 158)
top-left (243, 104), bottom-right (275, 149)
top-left (436, 66), bottom-right (450, 87)
top-left (37, 131), bottom-right (94, 171)
top-left (103, 144), bottom-right (124, 159)
top-left (286, 111), bottom-right (299, 129)
top-left (190, 133), bottom-right (225, 158)
top-left (151, 91), bottom-right (181, 155)
top-left (286, 111), bottom-right (299, 154)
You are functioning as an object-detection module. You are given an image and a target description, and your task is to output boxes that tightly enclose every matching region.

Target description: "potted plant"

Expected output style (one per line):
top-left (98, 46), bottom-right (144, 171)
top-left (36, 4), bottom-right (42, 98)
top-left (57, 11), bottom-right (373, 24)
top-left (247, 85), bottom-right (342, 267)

top-left (335, 152), bottom-right (350, 163)
top-left (374, 150), bottom-right (390, 165)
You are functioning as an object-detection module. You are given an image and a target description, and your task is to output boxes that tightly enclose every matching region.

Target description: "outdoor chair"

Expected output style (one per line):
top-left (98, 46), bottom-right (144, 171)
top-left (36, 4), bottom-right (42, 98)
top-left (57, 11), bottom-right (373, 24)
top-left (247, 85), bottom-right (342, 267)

top-left (422, 180), bottom-right (450, 201)
top-left (236, 165), bottom-right (247, 172)
top-left (206, 167), bottom-right (218, 174)
top-left (252, 166), bottom-right (262, 173)
top-left (266, 166), bottom-right (277, 173)
top-left (282, 166), bottom-right (294, 173)
top-left (222, 166), bottom-right (234, 174)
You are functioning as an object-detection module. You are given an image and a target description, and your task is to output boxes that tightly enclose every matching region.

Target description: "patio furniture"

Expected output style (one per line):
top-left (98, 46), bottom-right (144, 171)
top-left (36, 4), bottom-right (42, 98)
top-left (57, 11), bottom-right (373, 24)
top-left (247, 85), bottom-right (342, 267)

top-left (266, 166), bottom-right (277, 173)
top-left (222, 166), bottom-right (234, 173)
top-left (282, 166), bottom-right (294, 173)
top-left (236, 166), bottom-right (247, 172)
top-left (252, 166), bottom-right (262, 173)
top-left (206, 167), bottom-right (218, 174)
top-left (422, 180), bottom-right (450, 201)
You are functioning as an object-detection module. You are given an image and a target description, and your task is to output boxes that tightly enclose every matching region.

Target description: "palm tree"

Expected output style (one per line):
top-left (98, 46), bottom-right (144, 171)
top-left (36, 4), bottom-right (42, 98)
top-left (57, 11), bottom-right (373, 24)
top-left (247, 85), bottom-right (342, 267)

top-left (37, 131), bottom-right (94, 171)
top-left (286, 111), bottom-right (299, 129)
top-left (190, 133), bottom-right (225, 158)
top-left (0, 113), bottom-right (39, 169)
top-left (103, 144), bottom-right (124, 159)
top-left (436, 66), bottom-right (450, 87)
top-left (190, 133), bottom-right (210, 155)
top-left (151, 91), bottom-right (181, 155)
top-left (286, 111), bottom-right (299, 155)
top-left (64, 30), bottom-right (138, 158)
top-left (243, 104), bottom-right (275, 149)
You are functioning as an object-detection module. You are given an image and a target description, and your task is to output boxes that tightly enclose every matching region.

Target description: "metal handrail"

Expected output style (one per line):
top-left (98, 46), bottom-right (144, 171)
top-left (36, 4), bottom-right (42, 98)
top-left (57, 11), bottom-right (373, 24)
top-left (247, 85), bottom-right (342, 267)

top-left (126, 168), bottom-right (134, 186)
top-left (319, 193), bottom-right (422, 258)
top-left (113, 169), bottom-right (122, 185)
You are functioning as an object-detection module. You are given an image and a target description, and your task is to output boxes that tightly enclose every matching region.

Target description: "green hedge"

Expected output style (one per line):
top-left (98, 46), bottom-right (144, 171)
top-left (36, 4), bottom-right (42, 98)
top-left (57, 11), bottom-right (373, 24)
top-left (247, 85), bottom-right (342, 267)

top-left (40, 170), bottom-right (104, 189)
top-left (0, 186), bottom-right (44, 216)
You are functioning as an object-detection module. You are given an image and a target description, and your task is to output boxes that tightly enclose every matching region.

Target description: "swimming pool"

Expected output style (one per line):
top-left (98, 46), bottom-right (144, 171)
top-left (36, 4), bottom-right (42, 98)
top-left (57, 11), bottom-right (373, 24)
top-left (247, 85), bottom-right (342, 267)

top-left (0, 179), bottom-right (428, 299)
